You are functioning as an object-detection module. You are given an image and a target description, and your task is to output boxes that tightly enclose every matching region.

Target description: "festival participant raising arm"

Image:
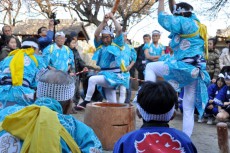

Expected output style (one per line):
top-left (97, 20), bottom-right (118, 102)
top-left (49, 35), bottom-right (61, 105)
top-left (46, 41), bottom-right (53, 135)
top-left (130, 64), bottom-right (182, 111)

top-left (76, 12), bottom-right (128, 110)
top-left (141, 0), bottom-right (210, 137)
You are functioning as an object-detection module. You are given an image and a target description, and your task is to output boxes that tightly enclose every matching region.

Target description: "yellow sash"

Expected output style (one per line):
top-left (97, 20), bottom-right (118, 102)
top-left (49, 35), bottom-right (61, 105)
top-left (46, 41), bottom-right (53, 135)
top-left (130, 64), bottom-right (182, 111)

top-left (8, 48), bottom-right (38, 86)
top-left (1, 105), bottom-right (81, 153)
top-left (120, 60), bottom-right (127, 72)
top-left (96, 42), bottom-right (124, 51)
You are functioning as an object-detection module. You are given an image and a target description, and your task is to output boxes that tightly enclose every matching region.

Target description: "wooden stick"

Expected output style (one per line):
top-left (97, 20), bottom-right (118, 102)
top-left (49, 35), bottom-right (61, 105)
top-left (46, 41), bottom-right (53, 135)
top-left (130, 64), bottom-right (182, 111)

top-left (111, 0), bottom-right (120, 14)
top-left (69, 70), bottom-right (89, 76)
top-left (217, 122), bottom-right (229, 153)
top-left (130, 77), bottom-right (145, 82)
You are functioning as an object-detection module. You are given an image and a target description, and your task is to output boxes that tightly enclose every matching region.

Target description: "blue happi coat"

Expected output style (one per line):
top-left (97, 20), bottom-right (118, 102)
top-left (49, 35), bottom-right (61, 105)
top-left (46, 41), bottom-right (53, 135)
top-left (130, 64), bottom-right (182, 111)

top-left (0, 54), bottom-right (46, 109)
top-left (93, 34), bottom-right (129, 88)
top-left (121, 43), bottom-right (137, 67)
top-left (0, 97), bottom-right (102, 153)
top-left (143, 43), bottom-right (165, 64)
top-left (43, 43), bottom-right (74, 73)
top-left (208, 84), bottom-right (221, 100)
top-left (114, 126), bottom-right (197, 153)
top-left (213, 85), bottom-right (230, 106)
top-left (157, 11), bottom-right (210, 116)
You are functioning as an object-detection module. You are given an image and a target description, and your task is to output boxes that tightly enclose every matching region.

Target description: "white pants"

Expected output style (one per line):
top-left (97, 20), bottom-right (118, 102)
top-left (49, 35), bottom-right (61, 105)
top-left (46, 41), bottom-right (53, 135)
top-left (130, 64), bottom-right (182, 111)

top-left (85, 75), bottom-right (117, 103)
top-left (145, 62), bottom-right (196, 137)
top-left (119, 85), bottom-right (126, 103)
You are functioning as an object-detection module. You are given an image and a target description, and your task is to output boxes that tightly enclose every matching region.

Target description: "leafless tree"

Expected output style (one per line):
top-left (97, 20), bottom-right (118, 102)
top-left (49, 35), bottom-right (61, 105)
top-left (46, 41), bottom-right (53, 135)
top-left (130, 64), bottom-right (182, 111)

top-left (67, 0), bottom-right (103, 26)
top-left (102, 0), bottom-right (156, 31)
top-left (52, 0), bottom-right (157, 31)
top-left (199, 0), bottom-right (229, 18)
top-left (26, 0), bottom-right (62, 18)
top-left (0, 0), bottom-right (22, 26)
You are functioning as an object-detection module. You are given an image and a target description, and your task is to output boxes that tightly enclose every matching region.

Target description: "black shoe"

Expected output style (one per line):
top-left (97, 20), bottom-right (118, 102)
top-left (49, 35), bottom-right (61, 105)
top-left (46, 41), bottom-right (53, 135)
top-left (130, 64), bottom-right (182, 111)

top-left (74, 100), bottom-right (90, 111)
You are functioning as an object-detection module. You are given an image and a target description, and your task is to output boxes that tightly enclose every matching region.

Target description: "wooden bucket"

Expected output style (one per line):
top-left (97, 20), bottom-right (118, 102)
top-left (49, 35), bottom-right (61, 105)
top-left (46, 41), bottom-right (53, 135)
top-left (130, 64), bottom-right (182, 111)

top-left (84, 102), bottom-right (136, 150)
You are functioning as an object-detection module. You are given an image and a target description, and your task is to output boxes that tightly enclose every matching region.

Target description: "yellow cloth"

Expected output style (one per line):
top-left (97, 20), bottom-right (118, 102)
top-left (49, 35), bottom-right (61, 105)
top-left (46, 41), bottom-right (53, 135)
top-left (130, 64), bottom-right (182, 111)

top-left (120, 60), bottom-right (127, 72)
top-left (2, 105), bottom-right (81, 153)
top-left (180, 21), bottom-right (209, 60)
top-left (197, 22), bottom-right (208, 60)
top-left (8, 48), bottom-right (38, 86)
top-left (96, 42), bottom-right (124, 51)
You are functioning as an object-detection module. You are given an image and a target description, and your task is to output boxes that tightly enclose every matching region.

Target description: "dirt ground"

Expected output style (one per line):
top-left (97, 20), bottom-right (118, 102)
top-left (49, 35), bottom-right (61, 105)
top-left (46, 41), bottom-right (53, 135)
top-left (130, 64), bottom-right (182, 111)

top-left (72, 89), bottom-right (230, 153)
top-left (72, 109), bottom-right (230, 153)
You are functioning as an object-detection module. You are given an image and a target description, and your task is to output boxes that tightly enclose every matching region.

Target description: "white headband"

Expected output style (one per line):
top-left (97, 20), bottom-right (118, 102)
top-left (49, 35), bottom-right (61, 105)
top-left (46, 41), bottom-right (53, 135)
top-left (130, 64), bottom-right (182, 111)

top-left (101, 26), bottom-right (114, 37)
top-left (55, 31), bottom-right (65, 38)
top-left (218, 73), bottom-right (224, 78)
top-left (21, 41), bottom-right (39, 49)
top-left (152, 30), bottom-right (161, 35)
top-left (136, 103), bottom-right (175, 122)
top-left (173, 5), bottom-right (193, 15)
top-left (36, 81), bottom-right (75, 101)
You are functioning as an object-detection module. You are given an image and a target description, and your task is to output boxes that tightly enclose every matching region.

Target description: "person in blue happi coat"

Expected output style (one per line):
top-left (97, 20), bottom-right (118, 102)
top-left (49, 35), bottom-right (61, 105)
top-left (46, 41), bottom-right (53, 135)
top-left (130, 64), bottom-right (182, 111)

top-left (143, 30), bottom-right (165, 64)
top-left (143, 0), bottom-right (210, 137)
top-left (76, 12), bottom-right (129, 110)
top-left (119, 32), bottom-right (137, 103)
top-left (0, 37), bottom-right (46, 109)
top-left (43, 31), bottom-right (74, 73)
top-left (213, 70), bottom-right (230, 121)
top-left (0, 69), bottom-right (102, 153)
top-left (114, 81), bottom-right (197, 153)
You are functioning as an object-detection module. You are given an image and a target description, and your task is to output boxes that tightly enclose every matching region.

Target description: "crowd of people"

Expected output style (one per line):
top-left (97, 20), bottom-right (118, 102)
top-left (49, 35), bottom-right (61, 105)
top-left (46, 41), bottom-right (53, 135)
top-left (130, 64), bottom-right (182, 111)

top-left (0, 0), bottom-right (230, 152)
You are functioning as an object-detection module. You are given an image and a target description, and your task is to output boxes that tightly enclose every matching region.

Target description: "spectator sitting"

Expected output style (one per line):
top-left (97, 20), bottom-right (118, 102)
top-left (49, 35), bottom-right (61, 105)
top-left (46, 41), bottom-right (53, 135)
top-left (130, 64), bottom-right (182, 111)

top-left (205, 74), bottom-right (225, 124)
top-left (0, 69), bottom-right (102, 153)
top-left (0, 36), bottom-right (18, 61)
top-left (114, 81), bottom-right (197, 153)
top-left (37, 20), bottom-right (54, 52)
top-left (0, 25), bottom-right (21, 50)
top-left (214, 70), bottom-right (230, 122)
top-left (42, 31), bottom-right (74, 73)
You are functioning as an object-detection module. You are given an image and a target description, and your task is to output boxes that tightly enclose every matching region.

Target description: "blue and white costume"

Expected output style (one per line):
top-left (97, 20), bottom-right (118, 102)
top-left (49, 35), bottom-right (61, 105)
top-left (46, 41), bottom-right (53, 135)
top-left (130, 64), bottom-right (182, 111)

top-left (144, 11), bottom-right (210, 137)
top-left (119, 43), bottom-right (137, 103)
top-left (114, 125), bottom-right (197, 153)
top-left (143, 43), bottom-right (165, 64)
top-left (43, 43), bottom-right (74, 73)
top-left (121, 44), bottom-right (137, 68)
top-left (159, 53), bottom-right (175, 62)
top-left (205, 84), bottom-right (223, 115)
top-left (0, 51), bottom-right (46, 109)
top-left (213, 85), bottom-right (230, 115)
top-left (213, 85), bottom-right (229, 107)
top-left (84, 34), bottom-right (128, 103)
top-left (0, 97), bottom-right (102, 153)
top-left (93, 34), bottom-right (128, 88)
